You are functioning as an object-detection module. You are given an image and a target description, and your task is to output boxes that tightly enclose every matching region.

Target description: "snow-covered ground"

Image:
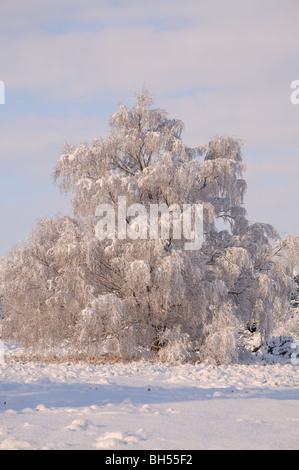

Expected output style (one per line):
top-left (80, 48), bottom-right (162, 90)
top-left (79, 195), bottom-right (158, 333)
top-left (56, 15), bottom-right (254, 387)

top-left (0, 352), bottom-right (298, 450)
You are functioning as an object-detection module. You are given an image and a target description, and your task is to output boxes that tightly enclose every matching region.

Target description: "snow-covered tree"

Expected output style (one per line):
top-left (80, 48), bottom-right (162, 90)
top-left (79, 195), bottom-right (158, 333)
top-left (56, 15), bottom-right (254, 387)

top-left (292, 271), bottom-right (299, 302)
top-left (1, 90), bottom-right (298, 363)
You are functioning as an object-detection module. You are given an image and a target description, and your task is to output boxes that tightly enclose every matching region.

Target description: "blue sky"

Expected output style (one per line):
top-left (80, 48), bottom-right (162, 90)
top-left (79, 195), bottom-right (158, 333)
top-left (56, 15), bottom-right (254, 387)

top-left (0, 0), bottom-right (299, 256)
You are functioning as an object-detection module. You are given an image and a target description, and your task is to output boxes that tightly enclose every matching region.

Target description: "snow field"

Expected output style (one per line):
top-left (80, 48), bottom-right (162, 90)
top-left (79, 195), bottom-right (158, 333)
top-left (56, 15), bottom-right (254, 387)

top-left (0, 360), bottom-right (298, 450)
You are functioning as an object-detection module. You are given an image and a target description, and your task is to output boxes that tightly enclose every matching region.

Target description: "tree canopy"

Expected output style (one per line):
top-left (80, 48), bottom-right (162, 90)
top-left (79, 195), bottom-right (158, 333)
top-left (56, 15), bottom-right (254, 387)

top-left (1, 90), bottom-right (298, 363)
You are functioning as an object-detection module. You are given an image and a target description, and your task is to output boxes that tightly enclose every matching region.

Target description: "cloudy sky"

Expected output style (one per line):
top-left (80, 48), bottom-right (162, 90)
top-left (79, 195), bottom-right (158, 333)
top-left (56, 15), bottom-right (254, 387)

top-left (0, 0), bottom-right (298, 256)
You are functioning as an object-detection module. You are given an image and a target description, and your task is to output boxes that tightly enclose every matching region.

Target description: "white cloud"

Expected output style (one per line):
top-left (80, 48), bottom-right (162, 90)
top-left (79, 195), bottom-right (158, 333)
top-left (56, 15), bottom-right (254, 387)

top-left (0, 113), bottom-right (109, 170)
top-left (1, 0), bottom-right (298, 98)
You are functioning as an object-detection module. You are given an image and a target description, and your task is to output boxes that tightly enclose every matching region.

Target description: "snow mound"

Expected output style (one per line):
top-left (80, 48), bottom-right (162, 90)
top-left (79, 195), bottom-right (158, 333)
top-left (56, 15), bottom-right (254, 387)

top-left (0, 359), bottom-right (298, 449)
